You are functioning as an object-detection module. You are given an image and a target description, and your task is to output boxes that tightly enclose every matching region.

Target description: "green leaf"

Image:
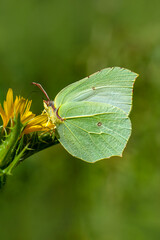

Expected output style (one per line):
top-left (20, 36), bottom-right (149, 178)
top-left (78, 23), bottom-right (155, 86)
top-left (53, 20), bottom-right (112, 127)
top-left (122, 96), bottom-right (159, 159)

top-left (57, 101), bottom-right (131, 162)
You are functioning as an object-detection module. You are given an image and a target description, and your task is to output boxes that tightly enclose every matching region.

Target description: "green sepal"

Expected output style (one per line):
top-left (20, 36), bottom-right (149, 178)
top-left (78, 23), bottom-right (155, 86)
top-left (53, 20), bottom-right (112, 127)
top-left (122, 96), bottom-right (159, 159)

top-left (0, 114), bottom-right (23, 168)
top-left (17, 131), bottom-right (58, 162)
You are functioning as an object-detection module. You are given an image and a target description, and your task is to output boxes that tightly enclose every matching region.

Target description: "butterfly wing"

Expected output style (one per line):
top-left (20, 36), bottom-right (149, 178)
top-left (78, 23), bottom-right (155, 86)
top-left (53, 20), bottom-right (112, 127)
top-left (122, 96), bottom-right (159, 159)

top-left (55, 67), bottom-right (138, 116)
top-left (57, 101), bottom-right (131, 162)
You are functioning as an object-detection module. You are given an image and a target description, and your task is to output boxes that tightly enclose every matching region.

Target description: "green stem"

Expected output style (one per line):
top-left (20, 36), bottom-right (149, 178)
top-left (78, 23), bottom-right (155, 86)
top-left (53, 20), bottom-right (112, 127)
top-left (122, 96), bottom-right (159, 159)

top-left (3, 144), bottom-right (29, 175)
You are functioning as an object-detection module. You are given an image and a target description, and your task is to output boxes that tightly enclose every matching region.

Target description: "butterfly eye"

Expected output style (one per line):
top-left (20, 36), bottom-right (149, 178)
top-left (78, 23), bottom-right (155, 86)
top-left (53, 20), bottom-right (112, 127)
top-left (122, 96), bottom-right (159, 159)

top-left (48, 101), bottom-right (56, 111)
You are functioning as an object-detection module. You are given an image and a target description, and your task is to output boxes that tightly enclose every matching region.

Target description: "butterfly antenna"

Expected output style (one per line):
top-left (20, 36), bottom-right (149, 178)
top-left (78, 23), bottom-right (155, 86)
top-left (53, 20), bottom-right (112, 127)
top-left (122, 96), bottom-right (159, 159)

top-left (32, 82), bottom-right (50, 101)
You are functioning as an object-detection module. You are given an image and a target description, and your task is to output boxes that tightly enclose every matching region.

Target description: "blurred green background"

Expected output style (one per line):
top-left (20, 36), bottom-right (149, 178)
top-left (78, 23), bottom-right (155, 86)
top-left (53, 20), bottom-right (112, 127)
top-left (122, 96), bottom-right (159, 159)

top-left (0, 0), bottom-right (160, 239)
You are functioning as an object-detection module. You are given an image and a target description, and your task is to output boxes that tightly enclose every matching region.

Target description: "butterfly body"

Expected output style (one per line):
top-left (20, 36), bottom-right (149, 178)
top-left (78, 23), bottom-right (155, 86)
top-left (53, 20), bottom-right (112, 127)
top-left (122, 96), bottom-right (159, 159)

top-left (43, 101), bottom-right (63, 125)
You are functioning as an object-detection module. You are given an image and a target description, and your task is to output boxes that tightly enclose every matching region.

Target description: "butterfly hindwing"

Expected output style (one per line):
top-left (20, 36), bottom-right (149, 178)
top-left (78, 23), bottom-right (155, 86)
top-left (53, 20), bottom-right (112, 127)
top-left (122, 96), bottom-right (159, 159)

top-left (57, 101), bottom-right (131, 162)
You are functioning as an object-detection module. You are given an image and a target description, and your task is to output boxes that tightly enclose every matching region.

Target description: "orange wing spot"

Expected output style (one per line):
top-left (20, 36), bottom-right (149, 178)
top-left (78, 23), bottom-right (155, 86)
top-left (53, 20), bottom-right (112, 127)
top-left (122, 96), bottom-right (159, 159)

top-left (97, 122), bottom-right (102, 127)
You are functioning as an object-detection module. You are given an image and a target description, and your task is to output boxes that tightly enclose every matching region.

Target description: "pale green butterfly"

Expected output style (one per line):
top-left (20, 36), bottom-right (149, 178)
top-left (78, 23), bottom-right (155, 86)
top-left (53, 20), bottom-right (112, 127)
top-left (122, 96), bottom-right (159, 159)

top-left (33, 67), bottom-right (138, 163)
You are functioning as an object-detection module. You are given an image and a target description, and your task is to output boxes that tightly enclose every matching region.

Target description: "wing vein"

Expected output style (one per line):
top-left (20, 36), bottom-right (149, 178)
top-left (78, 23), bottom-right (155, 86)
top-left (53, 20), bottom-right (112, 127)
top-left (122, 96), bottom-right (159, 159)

top-left (63, 122), bottom-right (91, 161)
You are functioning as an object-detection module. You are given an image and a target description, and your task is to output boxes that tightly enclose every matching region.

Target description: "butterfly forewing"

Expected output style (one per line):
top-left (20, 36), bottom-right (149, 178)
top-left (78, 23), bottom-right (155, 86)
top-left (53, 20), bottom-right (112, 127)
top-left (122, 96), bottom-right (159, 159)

top-left (55, 67), bottom-right (138, 116)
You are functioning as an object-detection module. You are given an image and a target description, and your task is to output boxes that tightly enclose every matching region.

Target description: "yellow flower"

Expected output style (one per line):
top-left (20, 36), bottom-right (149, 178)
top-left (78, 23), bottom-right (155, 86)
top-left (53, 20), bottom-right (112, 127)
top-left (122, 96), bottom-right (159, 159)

top-left (0, 88), bottom-right (55, 134)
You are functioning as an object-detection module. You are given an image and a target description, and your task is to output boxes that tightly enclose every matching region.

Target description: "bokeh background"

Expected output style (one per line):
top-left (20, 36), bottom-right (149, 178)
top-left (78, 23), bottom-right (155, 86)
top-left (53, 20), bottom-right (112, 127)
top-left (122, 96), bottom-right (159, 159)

top-left (0, 0), bottom-right (160, 239)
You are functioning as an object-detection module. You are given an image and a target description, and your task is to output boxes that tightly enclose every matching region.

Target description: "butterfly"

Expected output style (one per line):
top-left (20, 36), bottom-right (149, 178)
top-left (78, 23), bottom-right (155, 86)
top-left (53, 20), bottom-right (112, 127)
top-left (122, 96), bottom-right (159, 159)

top-left (33, 67), bottom-right (138, 162)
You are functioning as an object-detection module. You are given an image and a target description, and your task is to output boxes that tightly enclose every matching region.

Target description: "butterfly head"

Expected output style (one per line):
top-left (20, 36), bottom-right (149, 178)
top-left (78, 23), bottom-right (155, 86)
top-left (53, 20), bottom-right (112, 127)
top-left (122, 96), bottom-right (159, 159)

top-left (32, 82), bottom-right (63, 124)
top-left (43, 100), bottom-right (56, 111)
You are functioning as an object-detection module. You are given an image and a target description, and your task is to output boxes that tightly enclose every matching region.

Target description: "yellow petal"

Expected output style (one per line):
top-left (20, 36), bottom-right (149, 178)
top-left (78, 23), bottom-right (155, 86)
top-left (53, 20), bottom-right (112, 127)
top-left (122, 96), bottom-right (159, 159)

top-left (23, 125), bottom-right (45, 134)
top-left (21, 112), bottom-right (35, 124)
top-left (3, 100), bottom-right (8, 118)
top-left (0, 103), bottom-right (8, 127)
top-left (27, 115), bottom-right (48, 125)
top-left (21, 100), bottom-right (35, 123)
top-left (24, 100), bottom-right (32, 114)
top-left (14, 98), bottom-right (25, 116)
top-left (23, 123), bottom-right (55, 134)
top-left (5, 88), bottom-right (14, 118)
